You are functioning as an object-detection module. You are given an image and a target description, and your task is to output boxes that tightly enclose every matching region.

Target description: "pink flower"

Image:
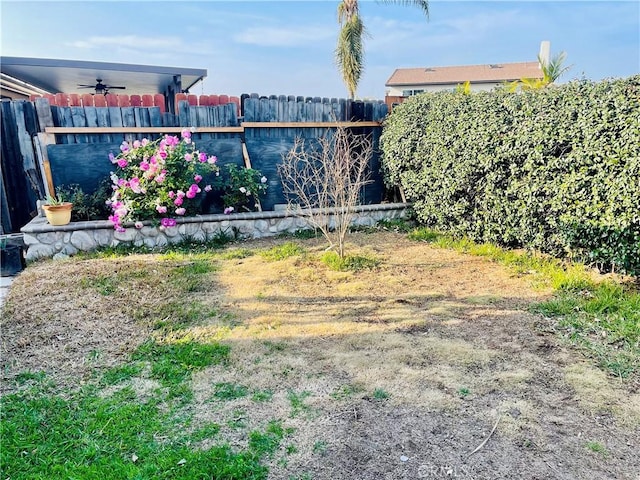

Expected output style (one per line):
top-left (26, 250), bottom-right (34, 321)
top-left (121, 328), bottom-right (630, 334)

top-left (161, 218), bottom-right (177, 227)
top-left (168, 191), bottom-right (175, 199)
top-left (177, 191), bottom-right (185, 198)
top-left (134, 221), bottom-right (143, 229)
top-left (181, 129), bottom-right (192, 139)
top-left (224, 206), bottom-right (234, 214)
top-left (194, 174), bottom-right (202, 183)
top-left (184, 153), bottom-right (193, 162)
top-left (175, 207), bottom-right (186, 216)
top-left (140, 161), bottom-right (150, 171)
top-left (165, 135), bottom-right (179, 147)
top-left (141, 138), bottom-right (150, 146)
top-left (207, 155), bottom-right (217, 164)
top-left (129, 177), bottom-right (142, 193)
top-left (174, 197), bottom-right (183, 206)
top-left (156, 205), bottom-right (167, 214)
top-left (186, 190), bottom-right (196, 199)
top-left (117, 159), bottom-right (128, 168)
top-left (133, 140), bottom-right (141, 149)
top-left (204, 185), bottom-right (212, 192)
top-left (199, 152), bottom-right (207, 163)
top-left (109, 153), bottom-right (116, 163)
top-left (158, 150), bottom-right (167, 159)
top-left (155, 173), bottom-right (166, 184)
top-left (120, 142), bottom-right (129, 153)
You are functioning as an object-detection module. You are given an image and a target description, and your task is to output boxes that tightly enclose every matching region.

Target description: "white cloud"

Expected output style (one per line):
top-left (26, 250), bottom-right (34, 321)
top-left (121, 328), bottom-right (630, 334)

top-left (67, 35), bottom-right (183, 50)
top-left (233, 25), bottom-right (333, 47)
top-left (365, 9), bottom-right (529, 54)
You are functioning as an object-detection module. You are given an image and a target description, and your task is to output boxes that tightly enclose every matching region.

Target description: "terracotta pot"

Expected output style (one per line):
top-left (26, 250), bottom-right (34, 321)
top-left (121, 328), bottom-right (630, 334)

top-left (43, 202), bottom-right (73, 226)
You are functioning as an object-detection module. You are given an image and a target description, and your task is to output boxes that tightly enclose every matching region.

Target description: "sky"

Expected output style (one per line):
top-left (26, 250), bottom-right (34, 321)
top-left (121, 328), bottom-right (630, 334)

top-left (1, 0), bottom-right (638, 99)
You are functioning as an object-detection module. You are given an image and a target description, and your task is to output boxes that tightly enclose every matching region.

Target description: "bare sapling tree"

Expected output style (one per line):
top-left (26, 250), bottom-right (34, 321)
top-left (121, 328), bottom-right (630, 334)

top-left (278, 127), bottom-right (373, 258)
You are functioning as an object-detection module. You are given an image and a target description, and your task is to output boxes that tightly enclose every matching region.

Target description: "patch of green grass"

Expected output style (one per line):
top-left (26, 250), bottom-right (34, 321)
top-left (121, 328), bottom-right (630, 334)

top-left (13, 371), bottom-right (47, 385)
top-left (533, 282), bottom-right (640, 378)
top-left (409, 227), bottom-right (640, 380)
top-left (0, 380), bottom-right (281, 480)
top-left (132, 340), bottom-right (229, 389)
top-left (585, 441), bottom-right (608, 457)
top-left (252, 389), bottom-right (274, 403)
top-left (191, 422), bottom-right (221, 442)
top-left (140, 300), bottom-right (219, 331)
top-left (162, 256), bottom-right (217, 293)
top-left (277, 229), bottom-right (319, 240)
top-left (377, 218), bottom-right (415, 233)
top-left (457, 387), bottom-right (470, 398)
top-left (285, 444), bottom-right (298, 455)
top-left (248, 421), bottom-right (287, 458)
top-left (289, 474), bottom-right (312, 480)
top-left (219, 248), bottom-right (255, 260)
top-left (79, 244), bottom-right (153, 259)
top-left (312, 440), bottom-right (328, 455)
top-left (331, 383), bottom-right (364, 400)
top-left (212, 383), bottom-right (249, 401)
top-left (372, 388), bottom-right (390, 401)
top-left (320, 251), bottom-right (380, 272)
top-left (80, 274), bottom-right (118, 295)
top-left (408, 228), bottom-right (441, 243)
top-left (287, 390), bottom-right (312, 418)
top-left (101, 364), bottom-right (144, 386)
top-left (79, 235), bottom-right (235, 260)
top-left (260, 242), bottom-right (306, 261)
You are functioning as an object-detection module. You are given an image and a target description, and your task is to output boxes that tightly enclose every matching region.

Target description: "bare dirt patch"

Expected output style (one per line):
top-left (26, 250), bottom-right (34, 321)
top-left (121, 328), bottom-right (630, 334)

top-left (1, 232), bottom-right (638, 479)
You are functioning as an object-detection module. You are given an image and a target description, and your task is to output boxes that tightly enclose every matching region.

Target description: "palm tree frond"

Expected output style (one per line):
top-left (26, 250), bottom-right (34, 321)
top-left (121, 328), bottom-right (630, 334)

top-left (377, 0), bottom-right (429, 19)
top-left (538, 51), bottom-right (571, 84)
top-left (335, 0), bottom-right (429, 98)
top-left (335, 14), bottom-right (365, 99)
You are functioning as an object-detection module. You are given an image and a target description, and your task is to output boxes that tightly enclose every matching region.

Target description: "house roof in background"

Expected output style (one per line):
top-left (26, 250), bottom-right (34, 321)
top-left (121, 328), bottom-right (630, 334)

top-left (386, 61), bottom-right (542, 86)
top-left (0, 57), bottom-right (207, 95)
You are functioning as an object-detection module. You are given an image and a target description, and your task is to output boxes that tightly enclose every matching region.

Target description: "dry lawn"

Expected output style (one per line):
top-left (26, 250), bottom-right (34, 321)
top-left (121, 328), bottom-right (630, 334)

top-left (2, 231), bottom-right (638, 479)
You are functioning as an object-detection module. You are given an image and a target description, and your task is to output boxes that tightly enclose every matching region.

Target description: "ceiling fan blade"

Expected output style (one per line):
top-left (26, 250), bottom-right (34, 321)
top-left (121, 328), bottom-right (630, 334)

top-left (77, 84), bottom-right (96, 88)
top-left (105, 86), bottom-right (126, 90)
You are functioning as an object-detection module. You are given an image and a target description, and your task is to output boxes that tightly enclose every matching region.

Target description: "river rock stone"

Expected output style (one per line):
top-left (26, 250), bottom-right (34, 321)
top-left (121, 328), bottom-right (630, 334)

top-left (94, 229), bottom-right (113, 247)
top-left (114, 228), bottom-right (138, 242)
top-left (26, 244), bottom-right (56, 261)
top-left (23, 234), bottom-right (39, 246)
top-left (70, 231), bottom-right (96, 251)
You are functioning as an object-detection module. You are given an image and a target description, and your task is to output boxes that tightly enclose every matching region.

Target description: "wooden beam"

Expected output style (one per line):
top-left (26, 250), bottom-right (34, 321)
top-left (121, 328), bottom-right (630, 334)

top-left (44, 126), bottom-right (244, 134)
top-left (36, 133), bottom-right (56, 197)
top-left (43, 122), bottom-right (381, 134)
top-left (241, 141), bottom-right (262, 212)
top-left (241, 121), bottom-right (381, 128)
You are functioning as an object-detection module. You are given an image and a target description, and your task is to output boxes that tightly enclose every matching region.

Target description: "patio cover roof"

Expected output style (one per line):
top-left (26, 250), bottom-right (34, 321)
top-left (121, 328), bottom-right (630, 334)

top-left (0, 56), bottom-right (207, 96)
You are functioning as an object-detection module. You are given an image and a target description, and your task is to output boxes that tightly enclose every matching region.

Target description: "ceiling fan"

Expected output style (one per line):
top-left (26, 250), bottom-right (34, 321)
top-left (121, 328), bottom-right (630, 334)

top-left (77, 78), bottom-right (126, 95)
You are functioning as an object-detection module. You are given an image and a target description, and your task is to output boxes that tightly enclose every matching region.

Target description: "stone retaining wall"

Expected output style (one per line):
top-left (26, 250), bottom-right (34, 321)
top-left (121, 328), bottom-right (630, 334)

top-left (21, 203), bottom-right (409, 261)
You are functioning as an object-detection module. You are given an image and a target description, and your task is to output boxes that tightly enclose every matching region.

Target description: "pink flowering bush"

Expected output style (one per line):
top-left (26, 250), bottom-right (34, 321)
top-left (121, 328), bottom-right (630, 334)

top-left (108, 130), bottom-right (219, 231)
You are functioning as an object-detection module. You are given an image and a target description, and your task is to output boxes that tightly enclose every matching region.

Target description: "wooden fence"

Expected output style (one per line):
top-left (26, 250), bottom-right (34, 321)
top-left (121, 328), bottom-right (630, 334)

top-left (1, 95), bottom-right (388, 232)
top-left (0, 100), bottom-right (44, 234)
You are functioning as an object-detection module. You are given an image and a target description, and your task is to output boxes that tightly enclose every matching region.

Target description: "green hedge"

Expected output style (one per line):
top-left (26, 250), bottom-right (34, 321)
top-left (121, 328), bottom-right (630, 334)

top-left (381, 76), bottom-right (640, 275)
